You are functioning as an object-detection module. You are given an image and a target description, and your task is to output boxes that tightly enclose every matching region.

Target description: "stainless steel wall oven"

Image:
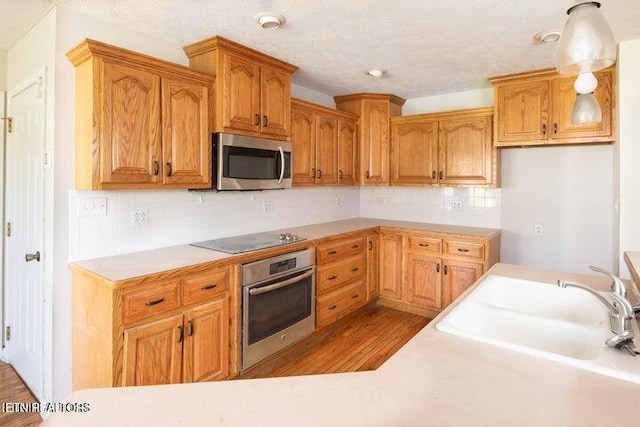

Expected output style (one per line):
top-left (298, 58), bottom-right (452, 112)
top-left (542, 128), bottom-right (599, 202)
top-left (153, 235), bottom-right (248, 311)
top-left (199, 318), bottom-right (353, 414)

top-left (240, 248), bottom-right (315, 371)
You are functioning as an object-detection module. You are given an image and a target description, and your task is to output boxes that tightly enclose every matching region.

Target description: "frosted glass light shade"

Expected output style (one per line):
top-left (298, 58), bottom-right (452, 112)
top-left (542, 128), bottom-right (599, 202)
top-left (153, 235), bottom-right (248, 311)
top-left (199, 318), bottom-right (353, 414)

top-left (571, 92), bottom-right (602, 124)
top-left (556, 2), bottom-right (616, 74)
top-left (574, 72), bottom-right (598, 94)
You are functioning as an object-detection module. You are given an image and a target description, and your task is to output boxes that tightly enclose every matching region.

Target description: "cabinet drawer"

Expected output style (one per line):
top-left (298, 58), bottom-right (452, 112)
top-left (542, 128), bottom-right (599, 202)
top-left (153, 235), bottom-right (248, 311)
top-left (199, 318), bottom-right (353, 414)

top-left (316, 236), bottom-right (365, 265)
top-left (444, 240), bottom-right (484, 259)
top-left (122, 281), bottom-right (181, 325)
top-left (408, 235), bottom-right (442, 254)
top-left (317, 254), bottom-right (365, 296)
top-left (182, 267), bottom-right (229, 306)
top-left (316, 280), bottom-right (366, 328)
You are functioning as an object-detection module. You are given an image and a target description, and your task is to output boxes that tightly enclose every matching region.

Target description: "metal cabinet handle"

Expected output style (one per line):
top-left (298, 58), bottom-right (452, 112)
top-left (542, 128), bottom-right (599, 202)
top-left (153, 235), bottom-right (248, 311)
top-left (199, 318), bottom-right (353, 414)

top-left (144, 297), bottom-right (164, 307)
top-left (368, 241), bottom-right (373, 250)
top-left (457, 248), bottom-right (470, 253)
top-left (254, 114), bottom-right (260, 126)
top-left (432, 171), bottom-right (436, 179)
top-left (25, 251), bottom-right (40, 262)
top-left (187, 320), bottom-right (194, 337)
top-left (444, 265), bottom-right (448, 275)
top-left (201, 284), bottom-right (217, 290)
top-left (177, 325), bottom-right (184, 343)
top-left (312, 168), bottom-right (316, 178)
top-left (166, 162), bottom-right (172, 177)
top-left (328, 250), bottom-right (337, 255)
top-left (263, 115), bottom-right (269, 127)
top-left (439, 171), bottom-right (443, 180)
top-left (317, 169), bottom-right (322, 179)
top-left (350, 267), bottom-right (359, 272)
top-left (436, 263), bottom-right (440, 273)
top-left (351, 294), bottom-right (359, 299)
top-left (338, 170), bottom-right (344, 179)
top-left (553, 123), bottom-right (558, 134)
top-left (152, 161), bottom-right (160, 176)
top-left (542, 123), bottom-right (547, 135)
top-left (328, 304), bottom-right (337, 310)
top-left (328, 275), bottom-right (337, 281)
top-left (418, 243), bottom-right (430, 247)
top-left (351, 244), bottom-right (359, 249)
top-left (365, 170), bottom-right (370, 179)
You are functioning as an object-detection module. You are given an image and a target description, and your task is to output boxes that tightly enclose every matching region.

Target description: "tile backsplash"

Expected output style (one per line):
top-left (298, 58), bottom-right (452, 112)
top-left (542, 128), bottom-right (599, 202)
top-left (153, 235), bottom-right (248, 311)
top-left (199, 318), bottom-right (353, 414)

top-left (359, 187), bottom-right (502, 228)
top-left (69, 186), bottom-right (501, 261)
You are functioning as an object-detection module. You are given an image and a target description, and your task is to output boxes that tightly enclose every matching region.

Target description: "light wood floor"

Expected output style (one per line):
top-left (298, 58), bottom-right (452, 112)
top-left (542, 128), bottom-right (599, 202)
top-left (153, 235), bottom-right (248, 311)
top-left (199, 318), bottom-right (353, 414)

top-left (238, 304), bottom-right (431, 379)
top-left (0, 362), bottom-right (42, 427)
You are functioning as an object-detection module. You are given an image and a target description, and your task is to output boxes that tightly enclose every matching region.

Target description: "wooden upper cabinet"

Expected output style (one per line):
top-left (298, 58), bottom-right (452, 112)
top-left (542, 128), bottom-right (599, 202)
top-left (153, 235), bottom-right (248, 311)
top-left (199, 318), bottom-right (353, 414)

top-left (184, 36), bottom-right (297, 141)
top-left (66, 39), bottom-right (214, 190)
top-left (390, 108), bottom-right (498, 188)
top-left (439, 112), bottom-right (493, 186)
top-left (335, 93), bottom-right (405, 186)
top-left (291, 99), bottom-right (358, 187)
top-left (101, 63), bottom-right (162, 185)
top-left (337, 119), bottom-right (358, 185)
top-left (391, 120), bottom-right (438, 185)
top-left (161, 78), bottom-right (211, 186)
top-left (315, 115), bottom-right (338, 185)
top-left (491, 67), bottom-right (615, 146)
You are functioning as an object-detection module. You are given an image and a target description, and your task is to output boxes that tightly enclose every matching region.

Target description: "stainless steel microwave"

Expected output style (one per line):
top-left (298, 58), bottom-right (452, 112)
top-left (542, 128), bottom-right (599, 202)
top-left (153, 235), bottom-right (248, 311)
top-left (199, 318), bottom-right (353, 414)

top-left (213, 133), bottom-right (292, 191)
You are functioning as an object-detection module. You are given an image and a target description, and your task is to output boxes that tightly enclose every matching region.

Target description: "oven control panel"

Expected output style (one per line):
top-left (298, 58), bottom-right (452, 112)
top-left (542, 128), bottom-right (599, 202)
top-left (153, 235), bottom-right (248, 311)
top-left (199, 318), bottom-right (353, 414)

top-left (269, 258), bottom-right (297, 275)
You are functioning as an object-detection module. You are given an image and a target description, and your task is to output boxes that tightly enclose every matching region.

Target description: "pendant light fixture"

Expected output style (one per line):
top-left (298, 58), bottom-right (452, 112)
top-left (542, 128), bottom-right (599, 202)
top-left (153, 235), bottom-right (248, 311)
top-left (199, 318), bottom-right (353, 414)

top-left (556, 2), bottom-right (616, 124)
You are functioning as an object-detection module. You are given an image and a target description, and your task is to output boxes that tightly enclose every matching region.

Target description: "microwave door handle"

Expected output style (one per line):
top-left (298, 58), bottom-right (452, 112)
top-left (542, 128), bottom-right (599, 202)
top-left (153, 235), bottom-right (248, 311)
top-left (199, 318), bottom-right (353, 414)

top-left (277, 146), bottom-right (285, 184)
top-left (248, 269), bottom-right (314, 296)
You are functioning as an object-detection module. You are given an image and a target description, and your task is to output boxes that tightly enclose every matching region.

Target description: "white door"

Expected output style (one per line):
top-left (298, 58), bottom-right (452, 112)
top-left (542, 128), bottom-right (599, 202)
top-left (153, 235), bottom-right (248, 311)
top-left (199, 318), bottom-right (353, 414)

top-left (4, 73), bottom-right (46, 400)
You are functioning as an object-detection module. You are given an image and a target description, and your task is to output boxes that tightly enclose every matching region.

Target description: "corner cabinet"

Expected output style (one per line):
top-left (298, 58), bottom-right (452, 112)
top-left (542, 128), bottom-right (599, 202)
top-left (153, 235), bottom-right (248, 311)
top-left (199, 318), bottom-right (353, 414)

top-left (71, 262), bottom-right (231, 390)
top-left (490, 67), bottom-right (615, 146)
top-left (335, 93), bottom-right (405, 185)
top-left (291, 99), bottom-right (358, 186)
top-left (184, 36), bottom-right (298, 141)
top-left (390, 108), bottom-right (499, 187)
top-left (66, 39), bottom-right (214, 190)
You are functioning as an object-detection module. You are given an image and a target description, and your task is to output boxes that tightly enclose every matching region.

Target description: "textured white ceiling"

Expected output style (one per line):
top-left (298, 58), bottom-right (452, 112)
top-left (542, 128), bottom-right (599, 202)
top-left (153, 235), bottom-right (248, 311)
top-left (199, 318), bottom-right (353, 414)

top-left (2, 0), bottom-right (640, 99)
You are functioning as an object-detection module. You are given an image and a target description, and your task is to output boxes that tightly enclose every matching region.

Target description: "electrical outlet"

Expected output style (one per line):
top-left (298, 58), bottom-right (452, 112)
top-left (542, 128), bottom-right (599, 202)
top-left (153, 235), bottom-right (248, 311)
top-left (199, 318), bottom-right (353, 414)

top-left (375, 197), bottom-right (385, 207)
top-left (452, 200), bottom-right (463, 211)
top-left (534, 223), bottom-right (544, 236)
top-left (263, 201), bottom-right (273, 213)
top-left (78, 197), bottom-right (107, 217)
top-left (336, 196), bottom-right (342, 207)
top-left (131, 209), bottom-right (150, 227)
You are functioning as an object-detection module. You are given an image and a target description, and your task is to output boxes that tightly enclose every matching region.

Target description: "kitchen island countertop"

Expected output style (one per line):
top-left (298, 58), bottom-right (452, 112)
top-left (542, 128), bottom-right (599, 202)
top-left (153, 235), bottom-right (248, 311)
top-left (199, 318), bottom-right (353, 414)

top-left (44, 263), bottom-right (640, 427)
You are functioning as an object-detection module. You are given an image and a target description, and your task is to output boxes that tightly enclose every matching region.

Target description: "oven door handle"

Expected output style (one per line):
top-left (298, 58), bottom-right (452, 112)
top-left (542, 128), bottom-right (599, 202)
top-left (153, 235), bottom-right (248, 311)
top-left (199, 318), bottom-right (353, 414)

top-left (248, 269), bottom-right (313, 296)
top-left (277, 146), bottom-right (285, 184)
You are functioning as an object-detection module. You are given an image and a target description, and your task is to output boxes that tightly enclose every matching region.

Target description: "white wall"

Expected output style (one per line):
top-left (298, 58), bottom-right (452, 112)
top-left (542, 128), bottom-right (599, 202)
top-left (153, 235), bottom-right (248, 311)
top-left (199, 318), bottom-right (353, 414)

top-left (6, 7), bottom-right (57, 404)
top-left (617, 39), bottom-right (640, 278)
top-left (0, 49), bottom-right (7, 90)
top-left (291, 83), bottom-right (334, 108)
top-left (402, 88), bottom-right (493, 115)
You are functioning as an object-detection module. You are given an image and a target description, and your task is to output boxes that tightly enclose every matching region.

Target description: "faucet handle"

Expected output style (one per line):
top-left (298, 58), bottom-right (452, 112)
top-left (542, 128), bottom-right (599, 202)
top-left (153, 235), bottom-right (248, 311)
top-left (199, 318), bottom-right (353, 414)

top-left (590, 265), bottom-right (628, 298)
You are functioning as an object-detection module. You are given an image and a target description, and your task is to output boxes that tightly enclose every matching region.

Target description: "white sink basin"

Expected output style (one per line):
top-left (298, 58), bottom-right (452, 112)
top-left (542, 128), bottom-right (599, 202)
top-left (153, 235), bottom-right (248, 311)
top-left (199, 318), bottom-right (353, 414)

top-left (436, 275), bottom-right (640, 383)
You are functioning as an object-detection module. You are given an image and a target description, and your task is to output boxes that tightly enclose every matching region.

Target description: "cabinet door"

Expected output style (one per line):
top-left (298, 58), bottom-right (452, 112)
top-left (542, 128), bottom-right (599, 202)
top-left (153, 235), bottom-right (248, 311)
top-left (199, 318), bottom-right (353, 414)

top-left (405, 253), bottom-right (442, 309)
top-left (495, 80), bottom-right (549, 145)
top-left (391, 120), bottom-right (438, 185)
top-left (161, 78), bottom-right (211, 187)
top-left (221, 53), bottom-right (261, 133)
top-left (442, 260), bottom-right (483, 308)
top-left (366, 234), bottom-right (380, 301)
top-left (439, 113), bottom-right (493, 185)
top-left (101, 62), bottom-right (162, 185)
top-left (362, 100), bottom-right (390, 185)
top-left (260, 67), bottom-right (291, 138)
top-left (291, 107), bottom-right (316, 185)
top-left (379, 232), bottom-right (403, 300)
top-left (337, 119), bottom-right (357, 186)
top-left (316, 115), bottom-right (338, 185)
top-left (550, 69), bottom-right (614, 141)
top-left (183, 298), bottom-right (230, 383)
top-left (122, 314), bottom-right (183, 386)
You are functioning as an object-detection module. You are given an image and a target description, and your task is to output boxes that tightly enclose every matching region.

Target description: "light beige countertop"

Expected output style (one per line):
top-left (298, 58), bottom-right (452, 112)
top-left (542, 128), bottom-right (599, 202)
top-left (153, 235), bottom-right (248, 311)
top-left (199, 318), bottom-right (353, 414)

top-left (70, 217), bottom-right (500, 282)
top-left (45, 263), bottom-right (639, 427)
top-left (625, 251), bottom-right (640, 288)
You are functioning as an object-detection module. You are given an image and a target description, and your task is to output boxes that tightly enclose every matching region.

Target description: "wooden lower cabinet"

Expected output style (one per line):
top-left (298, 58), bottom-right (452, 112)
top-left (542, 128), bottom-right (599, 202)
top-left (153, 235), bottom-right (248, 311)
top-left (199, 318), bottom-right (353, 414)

top-left (442, 259), bottom-right (484, 308)
top-left (379, 232), bottom-right (403, 301)
top-left (405, 253), bottom-right (442, 310)
top-left (366, 233), bottom-right (380, 301)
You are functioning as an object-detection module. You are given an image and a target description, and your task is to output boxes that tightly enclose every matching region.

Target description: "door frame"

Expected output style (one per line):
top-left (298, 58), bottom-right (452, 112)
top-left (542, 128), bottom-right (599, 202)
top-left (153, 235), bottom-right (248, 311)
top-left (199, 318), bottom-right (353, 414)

top-left (1, 67), bottom-right (52, 404)
top-left (0, 90), bottom-right (5, 350)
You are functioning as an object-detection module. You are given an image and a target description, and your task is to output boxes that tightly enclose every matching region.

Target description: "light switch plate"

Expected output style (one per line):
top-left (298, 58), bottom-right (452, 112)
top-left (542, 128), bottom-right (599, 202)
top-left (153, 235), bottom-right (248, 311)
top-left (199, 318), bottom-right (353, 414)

top-left (78, 198), bottom-right (107, 217)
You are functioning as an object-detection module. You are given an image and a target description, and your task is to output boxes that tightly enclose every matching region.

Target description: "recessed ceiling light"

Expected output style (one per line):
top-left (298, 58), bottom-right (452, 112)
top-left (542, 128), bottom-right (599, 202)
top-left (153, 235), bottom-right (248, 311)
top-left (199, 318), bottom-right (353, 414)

top-left (366, 69), bottom-right (385, 78)
top-left (254, 12), bottom-right (286, 30)
top-left (533, 30), bottom-right (562, 44)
